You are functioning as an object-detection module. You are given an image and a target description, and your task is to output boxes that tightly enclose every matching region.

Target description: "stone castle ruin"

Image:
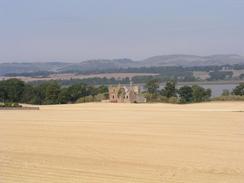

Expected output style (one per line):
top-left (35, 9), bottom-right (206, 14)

top-left (109, 83), bottom-right (146, 103)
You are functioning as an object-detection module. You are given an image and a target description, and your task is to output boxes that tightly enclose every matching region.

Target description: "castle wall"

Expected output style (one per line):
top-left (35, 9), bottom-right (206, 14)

top-left (109, 85), bottom-right (146, 103)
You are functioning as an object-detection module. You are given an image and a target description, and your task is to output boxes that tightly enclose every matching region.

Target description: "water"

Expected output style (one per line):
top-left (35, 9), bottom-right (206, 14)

top-left (119, 83), bottom-right (239, 98)
top-left (161, 83), bottom-right (238, 98)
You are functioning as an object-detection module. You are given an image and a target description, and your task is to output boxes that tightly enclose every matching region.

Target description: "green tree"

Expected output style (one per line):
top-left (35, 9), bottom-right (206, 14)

top-left (58, 88), bottom-right (70, 104)
top-left (67, 83), bottom-right (88, 102)
top-left (21, 84), bottom-right (35, 103)
top-left (96, 85), bottom-right (108, 94)
top-left (232, 83), bottom-right (244, 96)
top-left (0, 82), bottom-right (7, 102)
top-left (178, 86), bottom-right (193, 103)
top-left (3, 79), bottom-right (25, 102)
top-left (45, 82), bottom-right (61, 104)
top-left (31, 85), bottom-right (46, 104)
top-left (86, 86), bottom-right (97, 97)
top-left (145, 79), bottom-right (160, 95)
top-left (161, 80), bottom-right (177, 98)
top-left (192, 85), bottom-right (211, 102)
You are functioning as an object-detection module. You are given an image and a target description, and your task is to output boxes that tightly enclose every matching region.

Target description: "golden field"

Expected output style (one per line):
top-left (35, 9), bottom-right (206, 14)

top-left (0, 102), bottom-right (244, 183)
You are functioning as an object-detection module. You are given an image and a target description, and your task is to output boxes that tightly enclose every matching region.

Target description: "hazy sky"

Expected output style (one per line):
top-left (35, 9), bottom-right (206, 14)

top-left (0, 0), bottom-right (243, 62)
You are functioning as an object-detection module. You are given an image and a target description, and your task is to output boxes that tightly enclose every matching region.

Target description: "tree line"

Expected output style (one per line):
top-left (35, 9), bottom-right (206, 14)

top-left (5, 64), bottom-right (244, 85)
top-left (143, 80), bottom-right (212, 103)
top-left (0, 78), bottom-right (244, 105)
top-left (0, 79), bottom-right (108, 105)
top-left (143, 80), bottom-right (244, 103)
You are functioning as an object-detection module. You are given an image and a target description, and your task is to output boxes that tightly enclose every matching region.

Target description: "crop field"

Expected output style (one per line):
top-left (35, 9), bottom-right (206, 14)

top-left (0, 102), bottom-right (244, 183)
top-left (0, 73), bottom-right (159, 82)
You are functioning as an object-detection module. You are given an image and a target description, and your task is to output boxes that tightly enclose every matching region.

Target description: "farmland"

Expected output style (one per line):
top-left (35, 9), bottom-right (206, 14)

top-left (0, 102), bottom-right (244, 183)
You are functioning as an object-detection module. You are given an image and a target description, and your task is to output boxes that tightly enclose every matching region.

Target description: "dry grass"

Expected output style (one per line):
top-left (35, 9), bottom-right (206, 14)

top-left (213, 95), bottom-right (244, 101)
top-left (1, 102), bottom-right (244, 183)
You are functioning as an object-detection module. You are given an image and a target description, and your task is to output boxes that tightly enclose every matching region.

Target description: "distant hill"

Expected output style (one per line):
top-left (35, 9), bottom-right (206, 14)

top-left (59, 59), bottom-right (137, 72)
top-left (141, 54), bottom-right (244, 67)
top-left (0, 62), bottom-right (69, 76)
top-left (1, 54), bottom-right (244, 75)
top-left (55, 54), bottom-right (244, 72)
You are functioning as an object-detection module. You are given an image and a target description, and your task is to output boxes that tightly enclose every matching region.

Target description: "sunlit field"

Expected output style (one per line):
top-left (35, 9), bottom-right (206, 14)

top-left (1, 102), bottom-right (244, 183)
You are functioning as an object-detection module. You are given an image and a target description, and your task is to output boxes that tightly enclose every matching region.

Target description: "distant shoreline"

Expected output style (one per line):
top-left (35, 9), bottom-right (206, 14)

top-left (176, 80), bottom-right (243, 85)
top-left (121, 80), bottom-right (243, 86)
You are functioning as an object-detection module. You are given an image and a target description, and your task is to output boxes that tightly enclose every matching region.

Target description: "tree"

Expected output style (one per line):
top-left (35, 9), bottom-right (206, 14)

top-left (32, 81), bottom-right (61, 104)
top-left (44, 82), bottom-right (61, 104)
top-left (67, 83), bottom-right (88, 103)
top-left (3, 79), bottom-right (25, 102)
top-left (161, 80), bottom-right (177, 98)
top-left (0, 78), bottom-right (112, 105)
top-left (31, 85), bottom-right (46, 104)
top-left (86, 86), bottom-right (97, 97)
top-left (58, 88), bottom-right (70, 104)
top-left (21, 84), bottom-right (35, 103)
top-left (145, 79), bottom-right (160, 95)
top-left (96, 85), bottom-right (108, 94)
top-left (0, 82), bottom-right (7, 102)
top-left (232, 83), bottom-right (244, 96)
top-left (178, 86), bottom-right (193, 103)
top-left (192, 85), bottom-right (211, 102)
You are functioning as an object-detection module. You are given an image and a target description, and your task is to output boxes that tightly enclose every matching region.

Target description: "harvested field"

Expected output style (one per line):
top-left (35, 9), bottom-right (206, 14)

top-left (0, 73), bottom-right (159, 82)
top-left (0, 102), bottom-right (244, 183)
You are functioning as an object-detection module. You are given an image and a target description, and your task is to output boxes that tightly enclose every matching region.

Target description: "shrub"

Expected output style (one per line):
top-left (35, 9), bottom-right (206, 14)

top-left (12, 103), bottom-right (22, 107)
top-left (94, 93), bottom-right (107, 102)
top-left (213, 95), bottom-right (244, 101)
top-left (77, 95), bottom-right (94, 103)
top-left (143, 93), bottom-right (160, 102)
top-left (222, 89), bottom-right (230, 96)
top-left (159, 96), bottom-right (169, 103)
top-left (232, 83), bottom-right (244, 96)
top-left (168, 97), bottom-right (178, 104)
top-left (0, 102), bottom-right (22, 108)
top-left (84, 96), bottom-right (94, 102)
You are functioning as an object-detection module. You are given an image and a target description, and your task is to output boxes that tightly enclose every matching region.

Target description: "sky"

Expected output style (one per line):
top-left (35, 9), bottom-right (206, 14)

top-left (0, 0), bottom-right (243, 62)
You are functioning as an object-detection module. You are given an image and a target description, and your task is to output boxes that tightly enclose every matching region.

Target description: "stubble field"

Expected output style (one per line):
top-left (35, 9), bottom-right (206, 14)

top-left (0, 102), bottom-right (244, 183)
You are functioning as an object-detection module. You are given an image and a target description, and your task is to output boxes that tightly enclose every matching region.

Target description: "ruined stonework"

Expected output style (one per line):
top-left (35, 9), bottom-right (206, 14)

top-left (109, 84), bottom-right (146, 103)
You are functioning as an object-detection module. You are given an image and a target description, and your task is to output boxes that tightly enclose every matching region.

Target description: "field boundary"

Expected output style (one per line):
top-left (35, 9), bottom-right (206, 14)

top-left (0, 107), bottom-right (39, 110)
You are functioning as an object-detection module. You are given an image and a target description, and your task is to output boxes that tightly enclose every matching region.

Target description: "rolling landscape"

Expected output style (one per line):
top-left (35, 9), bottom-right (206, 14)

top-left (1, 0), bottom-right (244, 182)
top-left (1, 55), bottom-right (244, 89)
top-left (1, 54), bottom-right (244, 75)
